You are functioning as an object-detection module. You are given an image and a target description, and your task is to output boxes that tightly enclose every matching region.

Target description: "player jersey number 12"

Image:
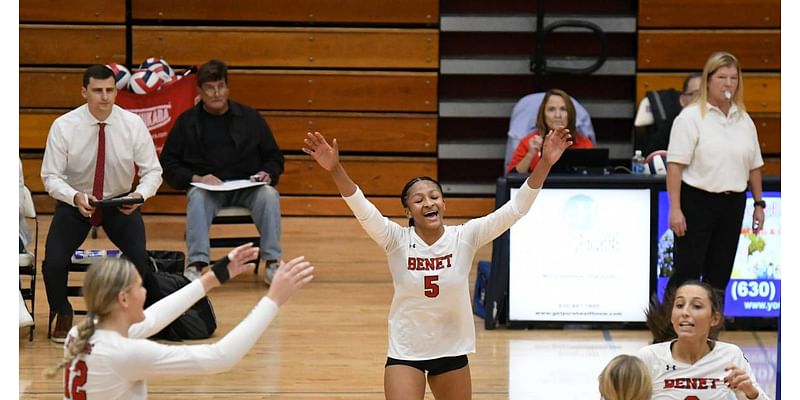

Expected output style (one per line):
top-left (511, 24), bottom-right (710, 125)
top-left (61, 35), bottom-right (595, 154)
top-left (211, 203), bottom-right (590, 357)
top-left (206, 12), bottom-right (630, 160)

top-left (65, 360), bottom-right (88, 400)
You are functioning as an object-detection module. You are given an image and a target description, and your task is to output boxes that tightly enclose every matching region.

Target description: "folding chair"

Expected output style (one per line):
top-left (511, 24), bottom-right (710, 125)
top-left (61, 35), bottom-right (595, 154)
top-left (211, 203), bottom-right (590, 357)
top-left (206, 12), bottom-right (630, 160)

top-left (19, 186), bottom-right (37, 341)
top-left (210, 207), bottom-right (262, 274)
top-left (47, 250), bottom-right (121, 340)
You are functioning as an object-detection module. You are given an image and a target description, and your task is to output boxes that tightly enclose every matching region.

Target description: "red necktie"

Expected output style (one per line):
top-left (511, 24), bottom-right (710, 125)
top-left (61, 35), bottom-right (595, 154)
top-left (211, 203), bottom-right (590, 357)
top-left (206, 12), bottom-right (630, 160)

top-left (90, 122), bottom-right (106, 226)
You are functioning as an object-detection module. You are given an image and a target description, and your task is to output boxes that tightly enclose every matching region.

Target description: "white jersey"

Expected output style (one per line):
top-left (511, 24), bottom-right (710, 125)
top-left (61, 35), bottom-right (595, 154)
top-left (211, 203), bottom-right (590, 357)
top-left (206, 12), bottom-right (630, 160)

top-left (343, 184), bottom-right (540, 360)
top-left (636, 340), bottom-right (771, 400)
top-left (63, 280), bottom-right (279, 400)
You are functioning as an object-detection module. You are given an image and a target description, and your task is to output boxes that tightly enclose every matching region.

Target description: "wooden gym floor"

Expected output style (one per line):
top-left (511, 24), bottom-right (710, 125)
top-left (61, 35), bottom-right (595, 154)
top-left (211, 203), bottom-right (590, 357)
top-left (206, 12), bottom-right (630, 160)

top-left (18, 215), bottom-right (778, 399)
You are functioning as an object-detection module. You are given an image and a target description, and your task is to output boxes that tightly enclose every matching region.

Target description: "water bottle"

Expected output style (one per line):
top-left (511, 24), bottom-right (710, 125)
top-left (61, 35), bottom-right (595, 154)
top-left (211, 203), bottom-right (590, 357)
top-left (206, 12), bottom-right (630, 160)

top-left (631, 150), bottom-right (646, 175)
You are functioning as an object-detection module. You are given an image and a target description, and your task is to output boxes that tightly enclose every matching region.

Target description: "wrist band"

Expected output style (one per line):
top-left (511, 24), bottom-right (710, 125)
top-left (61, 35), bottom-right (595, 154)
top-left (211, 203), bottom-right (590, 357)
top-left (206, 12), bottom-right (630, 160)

top-left (211, 257), bottom-right (231, 284)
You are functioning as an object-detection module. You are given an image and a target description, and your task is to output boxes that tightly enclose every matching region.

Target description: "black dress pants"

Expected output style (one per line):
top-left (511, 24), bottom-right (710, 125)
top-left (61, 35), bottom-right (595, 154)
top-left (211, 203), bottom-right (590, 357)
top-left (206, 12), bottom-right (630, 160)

top-left (42, 201), bottom-right (153, 315)
top-left (666, 183), bottom-right (746, 296)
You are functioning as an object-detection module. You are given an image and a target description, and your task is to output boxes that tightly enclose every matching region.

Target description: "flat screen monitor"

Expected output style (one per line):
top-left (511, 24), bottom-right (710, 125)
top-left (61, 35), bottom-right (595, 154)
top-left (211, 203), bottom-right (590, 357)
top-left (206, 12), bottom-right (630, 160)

top-left (508, 187), bottom-right (651, 323)
top-left (655, 191), bottom-right (781, 317)
top-left (549, 148), bottom-right (609, 174)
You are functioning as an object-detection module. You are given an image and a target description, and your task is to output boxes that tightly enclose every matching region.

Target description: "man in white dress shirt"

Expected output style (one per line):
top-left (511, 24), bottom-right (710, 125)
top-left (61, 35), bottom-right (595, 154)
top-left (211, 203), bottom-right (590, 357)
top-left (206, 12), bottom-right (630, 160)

top-left (40, 64), bottom-right (163, 342)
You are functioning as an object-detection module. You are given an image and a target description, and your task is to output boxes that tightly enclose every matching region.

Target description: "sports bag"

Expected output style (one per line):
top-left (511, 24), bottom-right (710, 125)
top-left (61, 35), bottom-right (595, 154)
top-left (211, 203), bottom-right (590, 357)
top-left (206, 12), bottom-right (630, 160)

top-left (145, 253), bottom-right (217, 341)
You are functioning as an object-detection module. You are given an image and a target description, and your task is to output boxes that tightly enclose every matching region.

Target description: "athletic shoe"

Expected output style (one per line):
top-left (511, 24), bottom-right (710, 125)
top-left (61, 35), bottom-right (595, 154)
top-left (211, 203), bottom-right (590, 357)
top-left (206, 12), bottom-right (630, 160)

top-left (51, 313), bottom-right (73, 343)
top-left (264, 260), bottom-right (280, 285)
top-left (183, 266), bottom-right (202, 282)
top-left (183, 261), bottom-right (208, 282)
top-left (19, 291), bottom-right (33, 328)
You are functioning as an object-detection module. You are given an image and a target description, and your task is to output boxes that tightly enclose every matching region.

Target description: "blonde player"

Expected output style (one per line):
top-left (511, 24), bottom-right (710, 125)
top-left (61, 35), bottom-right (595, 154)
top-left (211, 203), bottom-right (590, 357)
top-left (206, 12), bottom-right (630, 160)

top-left (302, 129), bottom-right (571, 399)
top-left (46, 243), bottom-right (314, 400)
top-left (598, 354), bottom-right (652, 400)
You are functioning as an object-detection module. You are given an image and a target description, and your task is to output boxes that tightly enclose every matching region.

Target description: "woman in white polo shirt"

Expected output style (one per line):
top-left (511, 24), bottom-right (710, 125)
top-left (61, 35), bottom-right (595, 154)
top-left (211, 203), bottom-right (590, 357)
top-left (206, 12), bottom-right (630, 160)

top-left (665, 51), bottom-right (765, 296)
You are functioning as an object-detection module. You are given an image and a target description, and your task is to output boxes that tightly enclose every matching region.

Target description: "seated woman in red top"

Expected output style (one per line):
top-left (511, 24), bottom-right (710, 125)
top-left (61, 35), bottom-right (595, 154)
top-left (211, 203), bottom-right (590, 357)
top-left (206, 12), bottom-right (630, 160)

top-left (506, 88), bottom-right (594, 174)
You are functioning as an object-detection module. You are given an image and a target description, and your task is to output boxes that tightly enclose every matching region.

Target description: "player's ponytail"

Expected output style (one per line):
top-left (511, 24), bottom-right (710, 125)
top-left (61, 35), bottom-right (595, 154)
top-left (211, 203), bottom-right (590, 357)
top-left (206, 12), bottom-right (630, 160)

top-left (645, 291), bottom-right (676, 344)
top-left (44, 314), bottom-right (98, 378)
top-left (44, 258), bottom-right (137, 378)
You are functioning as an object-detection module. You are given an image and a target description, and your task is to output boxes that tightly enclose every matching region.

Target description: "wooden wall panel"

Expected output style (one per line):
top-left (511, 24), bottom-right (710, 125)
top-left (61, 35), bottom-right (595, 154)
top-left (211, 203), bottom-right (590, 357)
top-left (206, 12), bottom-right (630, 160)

top-left (762, 158), bottom-right (780, 177)
top-left (752, 114), bottom-right (780, 154)
top-left (20, 69), bottom-right (438, 112)
top-left (21, 111), bottom-right (438, 153)
top-left (132, 27), bottom-right (438, 69)
top-left (264, 112), bottom-right (437, 153)
top-left (20, 0), bottom-right (125, 23)
top-left (638, 30), bottom-right (780, 70)
top-left (19, 68), bottom-right (84, 108)
top-left (639, 0), bottom-right (780, 28)
top-left (21, 156), bottom-right (436, 197)
top-left (19, 111), bottom-right (57, 150)
top-left (131, 0), bottom-right (439, 24)
top-left (277, 156), bottom-right (436, 195)
top-left (20, 25), bottom-right (126, 65)
top-left (636, 73), bottom-right (780, 113)
top-left (21, 158), bottom-right (44, 193)
top-left (227, 71), bottom-right (437, 112)
top-left (31, 194), bottom-right (54, 215)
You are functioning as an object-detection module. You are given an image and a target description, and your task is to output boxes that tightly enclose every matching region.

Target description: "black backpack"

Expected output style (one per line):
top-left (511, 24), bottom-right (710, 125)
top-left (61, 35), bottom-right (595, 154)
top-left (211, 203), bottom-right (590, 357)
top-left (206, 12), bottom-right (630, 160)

top-left (144, 253), bottom-right (217, 341)
top-left (633, 89), bottom-right (683, 155)
top-left (146, 250), bottom-right (186, 274)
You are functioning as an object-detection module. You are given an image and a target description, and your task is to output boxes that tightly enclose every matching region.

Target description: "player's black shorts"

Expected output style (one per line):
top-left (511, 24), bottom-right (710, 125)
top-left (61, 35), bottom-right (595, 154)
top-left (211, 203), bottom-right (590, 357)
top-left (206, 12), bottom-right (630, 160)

top-left (385, 354), bottom-right (469, 376)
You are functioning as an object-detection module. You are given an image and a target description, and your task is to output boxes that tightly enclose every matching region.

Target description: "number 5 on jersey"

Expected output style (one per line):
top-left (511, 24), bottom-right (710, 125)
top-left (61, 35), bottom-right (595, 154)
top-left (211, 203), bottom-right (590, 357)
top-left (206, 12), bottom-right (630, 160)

top-left (424, 275), bottom-right (439, 298)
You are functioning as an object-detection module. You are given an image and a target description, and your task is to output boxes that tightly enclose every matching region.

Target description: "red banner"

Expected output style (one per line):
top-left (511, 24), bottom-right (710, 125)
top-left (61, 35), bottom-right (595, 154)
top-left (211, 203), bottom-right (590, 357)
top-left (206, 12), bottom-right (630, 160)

top-left (116, 74), bottom-right (198, 156)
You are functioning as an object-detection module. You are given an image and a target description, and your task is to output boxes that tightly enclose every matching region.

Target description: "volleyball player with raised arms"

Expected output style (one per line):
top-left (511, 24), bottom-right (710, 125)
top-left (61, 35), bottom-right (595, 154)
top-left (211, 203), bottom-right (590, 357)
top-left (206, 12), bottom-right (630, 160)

top-left (303, 129), bottom-right (571, 399)
top-left (48, 243), bottom-right (314, 400)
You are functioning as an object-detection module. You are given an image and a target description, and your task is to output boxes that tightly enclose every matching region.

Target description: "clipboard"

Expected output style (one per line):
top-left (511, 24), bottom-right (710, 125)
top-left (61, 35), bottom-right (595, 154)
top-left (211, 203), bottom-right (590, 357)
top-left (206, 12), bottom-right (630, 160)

top-left (89, 196), bottom-right (144, 207)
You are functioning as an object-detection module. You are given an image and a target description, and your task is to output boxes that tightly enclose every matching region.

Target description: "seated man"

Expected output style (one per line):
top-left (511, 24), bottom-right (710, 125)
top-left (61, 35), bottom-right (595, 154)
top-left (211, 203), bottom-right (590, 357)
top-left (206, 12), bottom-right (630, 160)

top-left (633, 73), bottom-right (701, 155)
top-left (504, 92), bottom-right (595, 169)
top-left (40, 65), bottom-right (163, 342)
top-left (160, 59), bottom-right (285, 285)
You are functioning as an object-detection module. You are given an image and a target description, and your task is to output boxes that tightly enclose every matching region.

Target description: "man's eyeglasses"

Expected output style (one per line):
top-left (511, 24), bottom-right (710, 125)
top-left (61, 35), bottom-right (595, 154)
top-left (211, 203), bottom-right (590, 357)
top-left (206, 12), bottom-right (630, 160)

top-left (681, 90), bottom-right (699, 98)
top-left (201, 83), bottom-right (228, 96)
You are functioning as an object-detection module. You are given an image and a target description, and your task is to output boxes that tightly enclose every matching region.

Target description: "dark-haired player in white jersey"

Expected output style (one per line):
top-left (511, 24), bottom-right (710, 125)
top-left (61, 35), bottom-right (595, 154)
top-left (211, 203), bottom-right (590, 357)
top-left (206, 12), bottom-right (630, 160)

top-left (303, 129), bottom-right (572, 399)
top-left (638, 280), bottom-right (770, 399)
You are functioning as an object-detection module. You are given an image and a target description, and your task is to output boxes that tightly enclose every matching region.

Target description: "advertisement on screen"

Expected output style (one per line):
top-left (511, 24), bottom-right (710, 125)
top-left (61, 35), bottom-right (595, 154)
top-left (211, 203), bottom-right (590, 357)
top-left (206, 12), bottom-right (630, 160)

top-left (655, 191), bottom-right (781, 317)
top-left (509, 338), bottom-right (647, 399)
top-left (508, 188), bottom-right (651, 322)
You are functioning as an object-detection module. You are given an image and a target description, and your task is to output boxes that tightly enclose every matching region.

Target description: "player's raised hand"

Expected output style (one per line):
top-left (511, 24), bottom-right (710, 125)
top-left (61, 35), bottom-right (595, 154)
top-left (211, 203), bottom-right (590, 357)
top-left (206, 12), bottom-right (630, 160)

top-left (202, 243), bottom-right (260, 288)
top-left (225, 243), bottom-right (260, 280)
top-left (302, 131), bottom-right (339, 171)
top-left (540, 126), bottom-right (573, 166)
top-left (266, 256), bottom-right (315, 306)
